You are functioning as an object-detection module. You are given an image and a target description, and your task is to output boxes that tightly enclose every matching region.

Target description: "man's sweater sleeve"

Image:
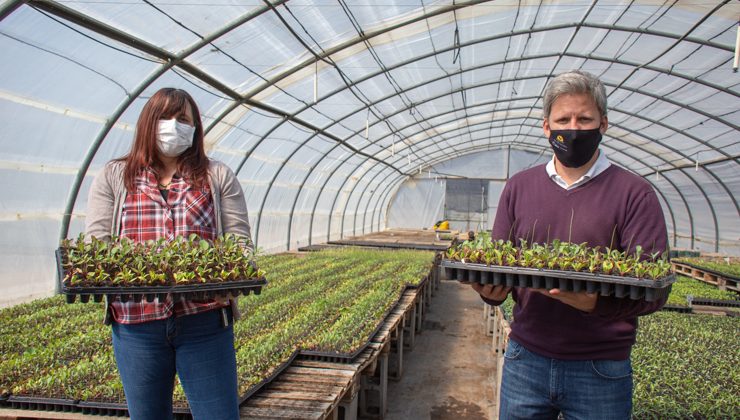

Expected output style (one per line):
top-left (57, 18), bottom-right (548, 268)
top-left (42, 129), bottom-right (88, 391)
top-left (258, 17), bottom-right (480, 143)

top-left (593, 187), bottom-right (669, 320)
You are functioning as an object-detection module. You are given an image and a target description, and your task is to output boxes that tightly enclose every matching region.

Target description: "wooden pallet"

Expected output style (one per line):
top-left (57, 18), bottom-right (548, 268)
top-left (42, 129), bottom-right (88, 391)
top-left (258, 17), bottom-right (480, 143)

top-left (327, 229), bottom-right (453, 251)
top-left (672, 262), bottom-right (740, 293)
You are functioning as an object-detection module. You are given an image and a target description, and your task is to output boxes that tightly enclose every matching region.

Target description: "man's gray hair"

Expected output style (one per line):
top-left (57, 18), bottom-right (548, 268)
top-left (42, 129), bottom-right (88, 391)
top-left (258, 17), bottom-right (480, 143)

top-left (543, 70), bottom-right (607, 119)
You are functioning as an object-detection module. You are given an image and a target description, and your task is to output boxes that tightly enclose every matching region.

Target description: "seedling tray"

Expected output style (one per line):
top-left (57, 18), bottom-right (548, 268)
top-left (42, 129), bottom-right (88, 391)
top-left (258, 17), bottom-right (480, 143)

top-left (441, 259), bottom-right (675, 302)
top-left (661, 304), bottom-right (692, 313)
top-left (56, 249), bottom-right (266, 304)
top-left (299, 296), bottom-right (397, 363)
top-left (690, 298), bottom-right (740, 308)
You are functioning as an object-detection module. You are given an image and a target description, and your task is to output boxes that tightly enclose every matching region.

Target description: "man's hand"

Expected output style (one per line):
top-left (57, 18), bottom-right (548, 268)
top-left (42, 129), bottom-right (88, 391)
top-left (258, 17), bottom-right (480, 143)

top-left (533, 288), bottom-right (598, 312)
top-left (471, 283), bottom-right (512, 301)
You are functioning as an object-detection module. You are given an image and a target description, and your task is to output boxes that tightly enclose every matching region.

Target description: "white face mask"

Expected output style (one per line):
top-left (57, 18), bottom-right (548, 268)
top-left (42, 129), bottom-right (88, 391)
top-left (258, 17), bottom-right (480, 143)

top-left (157, 119), bottom-right (195, 157)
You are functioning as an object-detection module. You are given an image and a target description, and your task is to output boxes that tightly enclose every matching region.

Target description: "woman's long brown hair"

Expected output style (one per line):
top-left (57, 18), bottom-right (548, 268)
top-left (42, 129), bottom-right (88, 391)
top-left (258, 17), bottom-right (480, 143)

top-left (119, 88), bottom-right (209, 191)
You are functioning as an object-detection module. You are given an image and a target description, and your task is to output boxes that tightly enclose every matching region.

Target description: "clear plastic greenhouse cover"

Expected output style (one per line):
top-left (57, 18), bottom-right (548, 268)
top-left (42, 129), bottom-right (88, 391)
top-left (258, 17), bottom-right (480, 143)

top-left (0, 0), bottom-right (738, 306)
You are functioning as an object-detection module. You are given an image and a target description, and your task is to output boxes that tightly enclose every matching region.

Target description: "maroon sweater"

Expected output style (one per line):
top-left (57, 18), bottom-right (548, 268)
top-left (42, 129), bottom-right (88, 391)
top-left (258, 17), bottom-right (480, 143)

top-left (489, 163), bottom-right (668, 360)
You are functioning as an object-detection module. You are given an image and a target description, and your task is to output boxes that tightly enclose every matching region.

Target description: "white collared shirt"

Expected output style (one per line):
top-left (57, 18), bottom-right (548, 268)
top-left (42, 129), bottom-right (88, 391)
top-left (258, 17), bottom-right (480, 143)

top-left (546, 150), bottom-right (611, 190)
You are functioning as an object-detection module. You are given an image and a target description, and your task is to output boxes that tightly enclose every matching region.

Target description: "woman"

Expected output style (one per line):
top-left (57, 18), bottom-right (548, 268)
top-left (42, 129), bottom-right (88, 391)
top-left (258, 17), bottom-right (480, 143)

top-left (85, 88), bottom-right (251, 420)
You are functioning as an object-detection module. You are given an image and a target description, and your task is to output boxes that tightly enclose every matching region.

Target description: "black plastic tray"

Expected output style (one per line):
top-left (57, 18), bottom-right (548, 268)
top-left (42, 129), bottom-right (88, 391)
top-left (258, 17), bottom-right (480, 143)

top-left (4, 395), bottom-right (78, 412)
top-left (56, 249), bottom-right (266, 304)
top-left (77, 400), bottom-right (129, 417)
top-left (661, 304), bottom-right (692, 313)
top-left (441, 259), bottom-right (675, 302)
top-left (690, 298), bottom-right (740, 308)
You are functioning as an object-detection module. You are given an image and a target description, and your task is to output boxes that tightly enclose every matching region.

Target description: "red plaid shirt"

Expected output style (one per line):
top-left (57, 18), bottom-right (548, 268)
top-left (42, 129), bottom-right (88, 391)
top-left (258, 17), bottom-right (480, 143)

top-left (110, 168), bottom-right (227, 324)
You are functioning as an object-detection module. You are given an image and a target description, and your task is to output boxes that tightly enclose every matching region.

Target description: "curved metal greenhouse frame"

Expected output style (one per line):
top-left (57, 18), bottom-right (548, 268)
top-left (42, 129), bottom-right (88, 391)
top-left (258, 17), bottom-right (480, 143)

top-left (0, 0), bottom-right (737, 304)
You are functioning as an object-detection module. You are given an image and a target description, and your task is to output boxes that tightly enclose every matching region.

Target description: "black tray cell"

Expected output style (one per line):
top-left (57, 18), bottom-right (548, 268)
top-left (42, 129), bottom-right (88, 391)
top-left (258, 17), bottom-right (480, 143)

top-left (558, 277), bottom-right (569, 291)
top-left (645, 288), bottom-right (657, 302)
top-left (600, 282), bottom-right (612, 296)
top-left (456, 269), bottom-right (466, 282)
top-left (571, 279), bottom-right (583, 293)
top-left (66, 294), bottom-right (76, 304)
top-left (629, 286), bottom-right (643, 300)
top-left (467, 269), bottom-right (479, 284)
top-left (515, 274), bottom-right (526, 288)
top-left (485, 271), bottom-right (495, 285)
top-left (505, 273), bottom-right (516, 287)
top-left (531, 275), bottom-right (544, 289)
top-left (585, 281), bottom-right (598, 294)
top-left (545, 276), bottom-right (556, 290)
top-left (444, 267), bottom-right (455, 280)
top-left (146, 293), bottom-right (156, 303)
top-left (478, 271), bottom-right (488, 284)
top-left (614, 284), bottom-right (627, 298)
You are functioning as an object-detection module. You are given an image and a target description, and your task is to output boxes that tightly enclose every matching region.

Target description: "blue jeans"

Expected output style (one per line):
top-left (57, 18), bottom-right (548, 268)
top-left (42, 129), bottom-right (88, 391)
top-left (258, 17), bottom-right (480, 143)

top-left (499, 339), bottom-right (632, 420)
top-left (111, 308), bottom-right (239, 420)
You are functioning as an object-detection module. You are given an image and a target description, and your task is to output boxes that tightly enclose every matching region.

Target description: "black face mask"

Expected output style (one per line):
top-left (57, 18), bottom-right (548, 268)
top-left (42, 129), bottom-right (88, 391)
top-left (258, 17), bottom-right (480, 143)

top-left (548, 128), bottom-right (602, 168)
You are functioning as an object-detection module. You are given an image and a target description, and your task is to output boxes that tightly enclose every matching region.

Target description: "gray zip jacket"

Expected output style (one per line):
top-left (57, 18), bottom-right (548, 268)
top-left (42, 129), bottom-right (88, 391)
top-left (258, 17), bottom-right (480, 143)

top-left (85, 159), bottom-right (252, 323)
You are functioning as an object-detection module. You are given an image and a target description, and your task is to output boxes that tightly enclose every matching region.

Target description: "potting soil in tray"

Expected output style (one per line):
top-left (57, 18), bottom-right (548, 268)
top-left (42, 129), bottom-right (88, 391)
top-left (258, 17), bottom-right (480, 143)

top-left (440, 259), bottom-right (675, 302)
top-left (56, 249), bottom-right (266, 304)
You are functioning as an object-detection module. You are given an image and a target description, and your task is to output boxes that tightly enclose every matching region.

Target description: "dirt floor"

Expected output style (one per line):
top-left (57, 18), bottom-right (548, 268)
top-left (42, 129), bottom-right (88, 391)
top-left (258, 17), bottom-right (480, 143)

top-left (384, 279), bottom-right (498, 420)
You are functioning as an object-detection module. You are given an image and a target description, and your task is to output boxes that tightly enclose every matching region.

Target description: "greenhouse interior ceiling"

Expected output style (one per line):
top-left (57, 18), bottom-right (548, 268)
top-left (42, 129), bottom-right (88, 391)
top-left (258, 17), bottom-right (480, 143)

top-left (1, 0), bottom-right (738, 305)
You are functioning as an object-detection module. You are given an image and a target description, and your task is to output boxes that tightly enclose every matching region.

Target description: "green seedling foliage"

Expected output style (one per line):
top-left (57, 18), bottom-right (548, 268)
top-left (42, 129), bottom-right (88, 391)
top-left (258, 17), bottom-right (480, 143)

top-left (1, 247), bottom-right (435, 409)
top-left (666, 276), bottom-right (740, 306)
top-left (632, 311), bottom-right (740, 419)
top-left (60, 233), bottom-right (262, 287)
top-left (445, 234), bottom-right (672, 279)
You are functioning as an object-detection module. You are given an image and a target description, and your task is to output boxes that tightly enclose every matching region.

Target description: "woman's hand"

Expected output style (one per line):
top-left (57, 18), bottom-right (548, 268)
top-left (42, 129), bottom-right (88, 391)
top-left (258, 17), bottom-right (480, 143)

top-left (533, 289), bottom-right (598, 312)
top-left (471, 283), bottom-right (512, 302)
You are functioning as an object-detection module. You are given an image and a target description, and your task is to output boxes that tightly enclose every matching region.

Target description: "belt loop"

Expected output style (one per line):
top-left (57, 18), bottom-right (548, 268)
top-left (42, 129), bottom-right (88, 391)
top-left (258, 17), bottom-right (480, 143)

top-left (221, 307), bottom-right (229, 328)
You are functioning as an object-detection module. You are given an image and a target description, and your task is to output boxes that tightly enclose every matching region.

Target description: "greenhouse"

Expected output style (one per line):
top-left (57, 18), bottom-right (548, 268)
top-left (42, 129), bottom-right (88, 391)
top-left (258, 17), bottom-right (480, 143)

top-left (0, 0), bottom-right (738, 419)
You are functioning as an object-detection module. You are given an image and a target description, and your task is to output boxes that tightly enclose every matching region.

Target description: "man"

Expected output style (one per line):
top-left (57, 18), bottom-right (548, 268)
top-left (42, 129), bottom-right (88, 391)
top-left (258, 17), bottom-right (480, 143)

top-left (473, 70), bottom-right (668, 419)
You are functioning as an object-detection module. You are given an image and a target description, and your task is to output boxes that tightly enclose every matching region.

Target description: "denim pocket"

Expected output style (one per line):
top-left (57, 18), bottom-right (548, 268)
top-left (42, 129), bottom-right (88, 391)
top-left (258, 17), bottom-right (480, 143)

top-left (504, 339), bottom-right (523, 360)
top-left (590, 359), bottom-right (632, 379)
